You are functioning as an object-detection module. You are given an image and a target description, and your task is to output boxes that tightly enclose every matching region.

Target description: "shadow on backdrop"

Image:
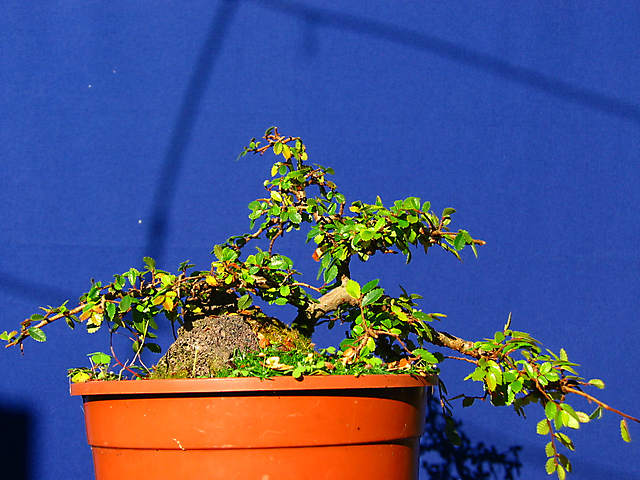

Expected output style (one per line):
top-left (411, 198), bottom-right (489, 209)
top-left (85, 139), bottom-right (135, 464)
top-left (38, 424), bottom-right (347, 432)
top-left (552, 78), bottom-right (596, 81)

top-left (0, 271), bottom-right (74, 306)
top-left (145, 0), bottom-right (240, 263)
top-left (420, 396), bottom-right (522, 480)
top-left (0, 405), bottom-right (32, 480)
top-left (254, 0), bottom-right (640, 124)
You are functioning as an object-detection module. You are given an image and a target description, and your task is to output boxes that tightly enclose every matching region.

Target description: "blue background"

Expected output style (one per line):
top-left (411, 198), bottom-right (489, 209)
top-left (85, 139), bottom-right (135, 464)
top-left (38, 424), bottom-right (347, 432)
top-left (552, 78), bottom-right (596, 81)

top-left (1, 1), bottom-right (639, 479)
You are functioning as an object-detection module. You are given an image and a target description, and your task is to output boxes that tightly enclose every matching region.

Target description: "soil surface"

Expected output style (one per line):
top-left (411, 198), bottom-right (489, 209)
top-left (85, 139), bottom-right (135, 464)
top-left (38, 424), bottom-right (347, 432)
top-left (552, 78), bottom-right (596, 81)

top-left (153, 315), bottom-right (259, 378)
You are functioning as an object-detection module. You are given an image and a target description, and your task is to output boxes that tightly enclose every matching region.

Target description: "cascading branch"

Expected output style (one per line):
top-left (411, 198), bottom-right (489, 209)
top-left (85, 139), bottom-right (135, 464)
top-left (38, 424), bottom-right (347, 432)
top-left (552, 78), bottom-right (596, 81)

top-left (3, 126), bottom-right (637, 478)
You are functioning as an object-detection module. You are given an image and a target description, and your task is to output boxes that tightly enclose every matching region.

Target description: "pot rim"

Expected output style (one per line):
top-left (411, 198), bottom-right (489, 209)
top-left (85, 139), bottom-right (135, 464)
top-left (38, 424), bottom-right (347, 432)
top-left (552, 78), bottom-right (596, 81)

top-left (70, 374), bottom-right (436, 396)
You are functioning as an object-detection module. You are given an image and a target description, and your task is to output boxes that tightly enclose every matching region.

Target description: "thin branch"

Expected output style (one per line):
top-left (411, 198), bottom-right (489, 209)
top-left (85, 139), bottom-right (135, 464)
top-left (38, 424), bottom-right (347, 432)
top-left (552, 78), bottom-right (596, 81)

top-left (564, 386), bottom-right (640, 423)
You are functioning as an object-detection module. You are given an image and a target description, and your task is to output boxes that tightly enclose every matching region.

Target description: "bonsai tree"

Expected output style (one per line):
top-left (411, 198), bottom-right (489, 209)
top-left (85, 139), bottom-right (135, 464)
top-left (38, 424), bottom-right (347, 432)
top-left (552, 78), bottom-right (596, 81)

top-left (3, 127), bottom-right (637, 478)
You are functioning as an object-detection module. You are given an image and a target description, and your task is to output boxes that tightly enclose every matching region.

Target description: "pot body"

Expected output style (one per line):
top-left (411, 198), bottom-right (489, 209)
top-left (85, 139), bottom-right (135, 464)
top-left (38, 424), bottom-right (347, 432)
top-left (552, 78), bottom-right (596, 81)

top-left (71, 375), bottom-right (434, 480)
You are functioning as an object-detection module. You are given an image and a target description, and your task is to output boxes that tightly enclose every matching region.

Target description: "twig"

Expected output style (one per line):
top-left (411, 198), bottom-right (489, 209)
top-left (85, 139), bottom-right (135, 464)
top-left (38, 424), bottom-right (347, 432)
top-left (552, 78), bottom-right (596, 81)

top-left (564, 386), bottom-right (640, 423)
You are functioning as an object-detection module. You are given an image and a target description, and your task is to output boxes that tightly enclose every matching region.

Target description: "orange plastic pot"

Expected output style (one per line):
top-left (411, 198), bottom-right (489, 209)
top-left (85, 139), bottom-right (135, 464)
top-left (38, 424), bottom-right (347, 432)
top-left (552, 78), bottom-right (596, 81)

top-left (71, 374), bottom-right (435, 480)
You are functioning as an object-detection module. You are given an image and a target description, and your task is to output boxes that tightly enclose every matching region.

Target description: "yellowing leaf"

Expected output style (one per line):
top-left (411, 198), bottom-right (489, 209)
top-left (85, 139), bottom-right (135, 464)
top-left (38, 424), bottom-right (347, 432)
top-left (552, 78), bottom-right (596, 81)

top-left (163, 298), bottom-right (174, 311)
top-left (205, 275), bottom-right (218, 286)
top-left (153, 295), bottom-right (165, 306)
top-left (621, 419), bottom-right (632, 443)
top-left (282, 144), bottom-right (292, 160)
top-left (71, 371), bottom-right (91, 383)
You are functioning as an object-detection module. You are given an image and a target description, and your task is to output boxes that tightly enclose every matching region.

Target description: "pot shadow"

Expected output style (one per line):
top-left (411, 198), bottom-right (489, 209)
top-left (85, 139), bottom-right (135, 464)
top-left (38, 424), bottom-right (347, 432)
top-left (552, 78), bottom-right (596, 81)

top-left (0, 405), bottom-right (32, 480)
top-left (420, 396), bottom-right (521, 480)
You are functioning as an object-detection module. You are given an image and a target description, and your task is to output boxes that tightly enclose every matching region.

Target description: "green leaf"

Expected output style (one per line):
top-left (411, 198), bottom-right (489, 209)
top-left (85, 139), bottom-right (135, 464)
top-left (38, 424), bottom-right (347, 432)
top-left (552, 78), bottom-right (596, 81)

top-left (145, 342), bottom-right (162, 354)
top-left (545, 457), bottom-right (556, 475)
top-left (27, 327), bottom-right (46, 342)
top-left (269, 254), bottom-right (292, 269)
top-left (462, 397), bottom-right (475, 407)
top-left (143, 256), bottom-right (156, 270)
top-left (361, 278), bottom-right (380, 294)
top-left (403, 197), bottom-right (421, 210)
top-left (345, 279), bottom-right (361, 299)
top-left (362, 287), bottom-right (384, 307)
top-left (621, 419), bottom-right (632, 443)
top-left (323, 264), bottom-right (338, 284)
top-left (414, 348), bottom-right (439, 364)
top-left (453, 232), bottom-right (466, 250)
top-left (545, 441), bottom-right (555, 457)
top-left (589, 406), bottom-right (603, 420)
top-left (555, 432), bottom-right (574, 451)
top-left (288, 208), bottom-right (302, 224)
top-left (588, 378), bottom-right (605, 389)
top-left (90, 352), bottom-right (111, 365)
top-left (545, 402), bottom-right (558, 421)
top-left (106, 302), bottom-right (116, 321)
top-left (237, 294), bottom-right (253, 310)
top-left (558, 454), bottom-right (572, 472)
top-left (119, 295), bottom-right (133, 312)
top-left (557, 464), bottom-right (566, 480)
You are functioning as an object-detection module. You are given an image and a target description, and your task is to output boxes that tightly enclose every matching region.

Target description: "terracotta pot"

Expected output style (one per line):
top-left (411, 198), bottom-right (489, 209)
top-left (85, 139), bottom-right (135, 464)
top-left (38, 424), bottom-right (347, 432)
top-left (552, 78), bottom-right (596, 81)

top-left (71, 374), bottom-right (435, 480)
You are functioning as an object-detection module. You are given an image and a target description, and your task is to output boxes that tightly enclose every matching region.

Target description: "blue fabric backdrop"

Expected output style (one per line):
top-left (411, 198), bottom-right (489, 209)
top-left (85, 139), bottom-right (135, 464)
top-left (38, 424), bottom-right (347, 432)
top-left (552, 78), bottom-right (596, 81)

top-left (1, 1), bottom-right (639, 479)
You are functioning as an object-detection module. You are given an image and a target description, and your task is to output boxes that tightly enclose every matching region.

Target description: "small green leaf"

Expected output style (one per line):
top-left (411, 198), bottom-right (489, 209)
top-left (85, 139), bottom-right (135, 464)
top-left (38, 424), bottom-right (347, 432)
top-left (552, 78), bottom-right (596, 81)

top-left (621, 419), bottom-right (632, 443)
top-left (106, 302), bottom-right (116, 321)
top-left (545, 457), bottom-right (557, 475)
top-left (537, 418), bottom-right (550, 435)
top-left (27, 327), bottom-right (46, 342)
top-left (143, 256), bottom-right (156, 271)
top-left (361, 278), bottom-right (380, 294)
top-left (237, 294), bottom-right (253, 310)
top-left (345, 279), bottom-right (361, 299)
top-left (545, 402), bottom-right (558, 420)
top-left (557, 464), bottom-right (566, 480)
top-left (145, 342), bottom-right (162, 354)
top-left (362, 288), bottom-right (384, 307)
top-left (119, 295), bottom-right (133, 312)
top-left (90, 352), bottom-right (111, 365)
top-left (453, 232), bottom-right (466, 250)
top-left (545, 441), bottom-right (555, 457)
top-left (589, 406), bottom-right (603, 420)
top-left (588, 379), bottom-right (605, 389)
top-left (323, 264), bottom-right (338, 284)
top-left (555, 432), bottom-right (574, 451)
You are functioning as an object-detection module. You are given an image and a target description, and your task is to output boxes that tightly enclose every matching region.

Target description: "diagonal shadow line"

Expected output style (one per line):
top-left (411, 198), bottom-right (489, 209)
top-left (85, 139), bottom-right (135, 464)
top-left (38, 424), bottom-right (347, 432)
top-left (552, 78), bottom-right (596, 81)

top-left (0, 271), bottom-right (75, 306)
top-left (145, 0), bottom-right (240, 263)
top-left (253, 0), bottom-right (640, 125)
